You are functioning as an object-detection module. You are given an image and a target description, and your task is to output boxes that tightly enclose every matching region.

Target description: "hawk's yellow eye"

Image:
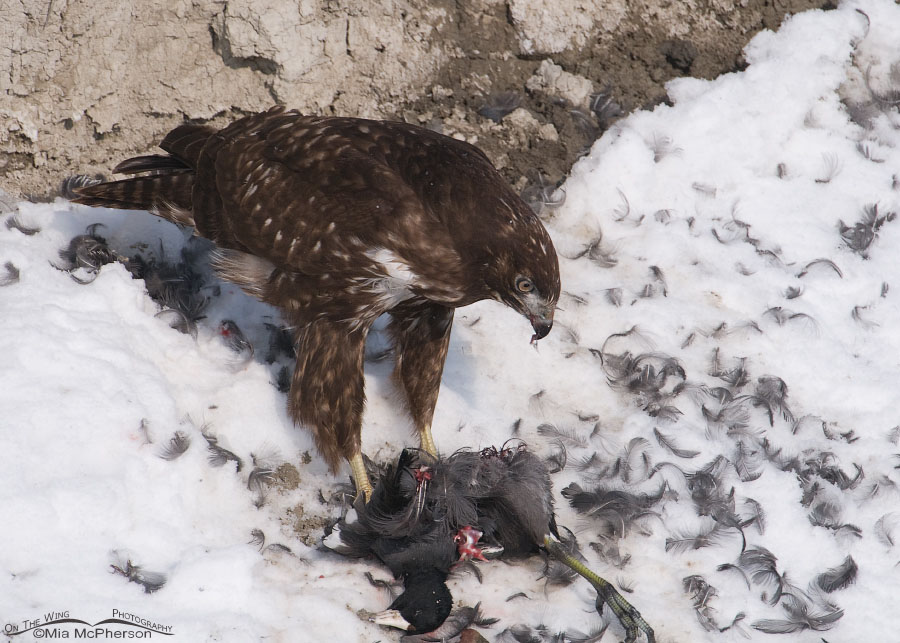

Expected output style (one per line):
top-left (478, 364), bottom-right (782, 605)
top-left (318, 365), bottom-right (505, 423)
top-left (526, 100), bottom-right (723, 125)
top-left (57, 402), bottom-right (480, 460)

top-left (516, 277), bottom-right (534, 293)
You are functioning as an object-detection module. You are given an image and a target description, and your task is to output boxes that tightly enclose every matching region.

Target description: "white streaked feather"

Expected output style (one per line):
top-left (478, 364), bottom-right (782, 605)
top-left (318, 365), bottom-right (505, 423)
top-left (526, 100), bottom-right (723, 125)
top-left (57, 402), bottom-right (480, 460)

top-left (209, 248), bottom-right (276, 297)
top-left (362, 248), bottom-right (418, 309)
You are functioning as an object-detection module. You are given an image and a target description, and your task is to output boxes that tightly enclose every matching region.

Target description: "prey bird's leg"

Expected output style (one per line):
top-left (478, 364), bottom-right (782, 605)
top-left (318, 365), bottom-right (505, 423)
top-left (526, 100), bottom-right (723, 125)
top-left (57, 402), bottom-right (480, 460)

top-left (348, 451), bottom-right (374, 502)
top-left (543, 536), bottom-right (655, 643)
top-left (419, 423), bottom-right (438, 457)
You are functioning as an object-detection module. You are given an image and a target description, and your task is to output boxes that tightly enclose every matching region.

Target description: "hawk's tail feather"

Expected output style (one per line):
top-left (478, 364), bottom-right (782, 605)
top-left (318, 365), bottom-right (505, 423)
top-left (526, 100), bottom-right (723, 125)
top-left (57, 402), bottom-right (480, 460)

top-left (71, 121), bottom-right (217, 227)
top-left (160, 123), bottom-right (217, 168)
top-left (71, 173), bottom-right (195, 227)
top-left (114, 154), bottom-right (191, 175)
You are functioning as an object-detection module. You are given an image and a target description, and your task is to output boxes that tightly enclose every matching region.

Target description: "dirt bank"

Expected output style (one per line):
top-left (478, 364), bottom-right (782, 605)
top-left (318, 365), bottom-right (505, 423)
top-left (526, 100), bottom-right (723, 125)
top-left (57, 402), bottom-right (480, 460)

top-left (1, 0), bottom-right (833, 200)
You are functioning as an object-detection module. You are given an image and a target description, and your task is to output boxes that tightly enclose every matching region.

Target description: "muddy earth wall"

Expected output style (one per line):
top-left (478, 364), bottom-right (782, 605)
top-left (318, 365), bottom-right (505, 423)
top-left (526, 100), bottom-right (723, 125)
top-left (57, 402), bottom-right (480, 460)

top-left (2, 0), bottom-right (833, 199)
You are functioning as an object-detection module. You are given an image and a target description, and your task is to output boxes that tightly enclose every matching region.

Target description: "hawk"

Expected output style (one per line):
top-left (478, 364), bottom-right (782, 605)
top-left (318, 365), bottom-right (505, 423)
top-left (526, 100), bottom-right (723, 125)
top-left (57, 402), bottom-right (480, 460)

top-left (72, 106), bottom-right (561, 497)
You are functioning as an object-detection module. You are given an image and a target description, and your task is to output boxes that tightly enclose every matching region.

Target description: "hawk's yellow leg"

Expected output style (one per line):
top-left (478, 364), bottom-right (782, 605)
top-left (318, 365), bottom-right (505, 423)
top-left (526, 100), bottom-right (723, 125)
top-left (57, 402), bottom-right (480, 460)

top-left (419, 423), bottom-right (438, 458)
top-left (348, 451), bottom-right (374, 502)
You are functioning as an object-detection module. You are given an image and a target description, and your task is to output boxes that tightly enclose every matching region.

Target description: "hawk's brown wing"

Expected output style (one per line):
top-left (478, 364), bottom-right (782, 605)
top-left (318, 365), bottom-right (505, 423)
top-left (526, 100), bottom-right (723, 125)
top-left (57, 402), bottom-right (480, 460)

top-left (192, 109), bottom-right (460, 280)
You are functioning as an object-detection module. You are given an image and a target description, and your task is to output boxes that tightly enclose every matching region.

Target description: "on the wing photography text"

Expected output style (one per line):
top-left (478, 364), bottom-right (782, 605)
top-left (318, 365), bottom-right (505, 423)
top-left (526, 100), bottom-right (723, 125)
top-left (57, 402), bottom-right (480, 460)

top-left (4, 610), bottom-right (173, 639)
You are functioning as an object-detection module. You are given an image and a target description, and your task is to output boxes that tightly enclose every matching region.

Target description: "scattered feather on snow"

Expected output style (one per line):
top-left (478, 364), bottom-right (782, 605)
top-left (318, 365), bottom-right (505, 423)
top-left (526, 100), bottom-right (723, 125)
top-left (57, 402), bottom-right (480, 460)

top-left (5, 4), bottom-right (900, 640)
top-left (109, 552), bottom-right (167, 594)
top-left (0, 260), bottom-right (20, 286)
top-left (158, 430), bottom-right (191, 460)
top-left (815, 555), bottom-right (858, 593)
top-left (5, 213), bottom-right (41, 235)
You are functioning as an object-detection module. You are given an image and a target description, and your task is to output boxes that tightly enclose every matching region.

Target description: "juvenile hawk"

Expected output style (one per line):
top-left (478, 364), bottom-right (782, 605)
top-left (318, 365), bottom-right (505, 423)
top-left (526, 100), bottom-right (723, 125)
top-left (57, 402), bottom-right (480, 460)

top-left (73, 106), bottom-right (561, 497)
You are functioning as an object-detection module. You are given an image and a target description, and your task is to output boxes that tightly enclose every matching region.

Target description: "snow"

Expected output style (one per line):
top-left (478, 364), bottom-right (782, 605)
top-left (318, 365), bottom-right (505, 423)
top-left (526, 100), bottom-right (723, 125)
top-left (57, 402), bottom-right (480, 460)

top-left (3, 1), bottom-right (900, 640)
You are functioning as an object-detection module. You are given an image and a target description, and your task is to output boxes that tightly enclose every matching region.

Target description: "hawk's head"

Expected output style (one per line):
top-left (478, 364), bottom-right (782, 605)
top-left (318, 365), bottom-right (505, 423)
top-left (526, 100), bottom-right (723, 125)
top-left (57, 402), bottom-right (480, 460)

top-left (483, 212), bottom-right (561, 342)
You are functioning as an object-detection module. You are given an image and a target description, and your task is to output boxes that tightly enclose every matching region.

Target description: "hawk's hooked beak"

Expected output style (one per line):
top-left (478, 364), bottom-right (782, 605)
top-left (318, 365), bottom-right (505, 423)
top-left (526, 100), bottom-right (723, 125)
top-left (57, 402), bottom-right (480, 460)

top-left (528, 305), bottom-right (554, 343)
top-left (505, 288), bottom-right (555, 343)
top-left (530, 316), bottom-right (553, 341)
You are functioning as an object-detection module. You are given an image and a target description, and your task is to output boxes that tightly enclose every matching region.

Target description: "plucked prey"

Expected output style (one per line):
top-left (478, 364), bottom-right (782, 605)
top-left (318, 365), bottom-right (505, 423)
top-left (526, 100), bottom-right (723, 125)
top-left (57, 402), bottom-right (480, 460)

top-left (328, 445), bottom-right (655, 642)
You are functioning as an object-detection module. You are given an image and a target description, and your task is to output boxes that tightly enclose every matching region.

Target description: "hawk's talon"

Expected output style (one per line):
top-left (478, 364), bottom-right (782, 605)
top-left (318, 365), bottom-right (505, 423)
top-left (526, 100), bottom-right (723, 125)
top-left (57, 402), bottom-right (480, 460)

top-left (356, 480), bottom-right (374, 503)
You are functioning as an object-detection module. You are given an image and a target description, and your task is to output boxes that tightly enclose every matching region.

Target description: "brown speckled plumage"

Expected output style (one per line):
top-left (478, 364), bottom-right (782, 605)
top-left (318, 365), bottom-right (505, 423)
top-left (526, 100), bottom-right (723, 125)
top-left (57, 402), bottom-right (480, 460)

top-left (72, 106), bottom-right (560, 474)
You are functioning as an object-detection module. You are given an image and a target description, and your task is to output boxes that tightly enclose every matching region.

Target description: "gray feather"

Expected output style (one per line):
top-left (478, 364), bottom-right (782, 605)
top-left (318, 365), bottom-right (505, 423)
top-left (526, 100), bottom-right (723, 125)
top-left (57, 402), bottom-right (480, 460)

top-left (109, 553), bottom-right (167, 594)
top-left (158, 430), bottom-right (191, 460)
top-left (875, 512), bottom-right (899, 547)
top-left (797, 257), bottom-right (843, 278)
top-left (653, 428), bottom-right (699, 459)
top-left (202, 431), bottom-right (243, 471)
top-left (477, 92), bottom-right (521, 122)
top-left (815, 555), bottom-right (857, 593)
top-left (0, 261), bottom-right (20, 286)
top-left (5, 214), bottom-right (40, 235)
